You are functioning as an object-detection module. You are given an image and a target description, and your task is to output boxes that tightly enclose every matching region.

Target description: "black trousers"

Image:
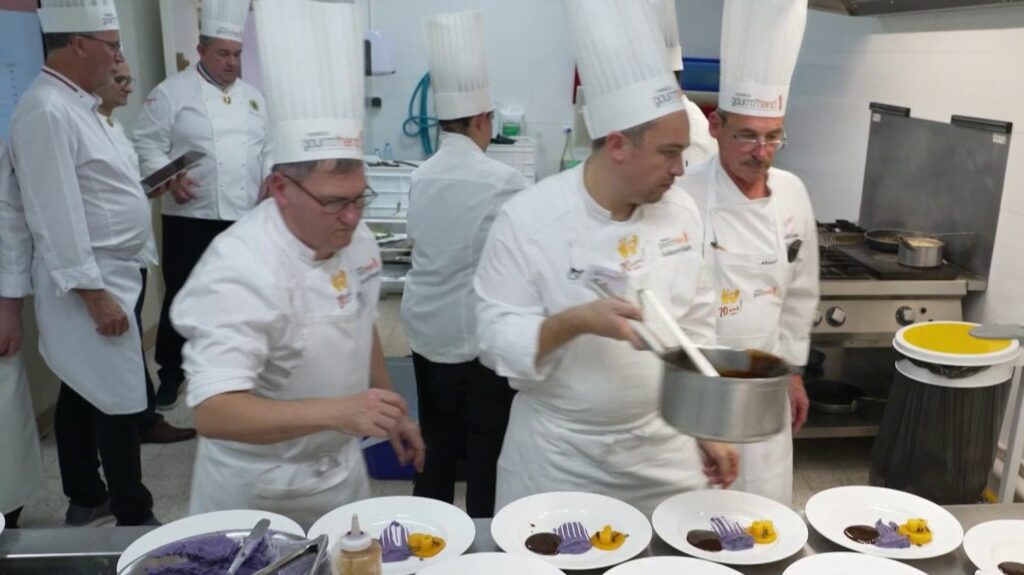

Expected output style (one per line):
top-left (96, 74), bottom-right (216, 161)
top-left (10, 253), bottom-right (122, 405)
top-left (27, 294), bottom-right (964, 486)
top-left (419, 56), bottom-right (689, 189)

top-left (155, 215), bottom-right (233, 387)
top-left (55, 383), bottom-right (153, 525)
top-left (137, 269), bottom-right (161, 431)
top-left (411, 353), bottom-right (516, 518)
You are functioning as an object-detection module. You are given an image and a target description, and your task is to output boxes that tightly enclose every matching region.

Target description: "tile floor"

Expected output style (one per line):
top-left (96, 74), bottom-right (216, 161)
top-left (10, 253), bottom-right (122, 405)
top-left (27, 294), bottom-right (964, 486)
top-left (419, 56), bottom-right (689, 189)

top-left (15, 295), bottom-right (876, 528)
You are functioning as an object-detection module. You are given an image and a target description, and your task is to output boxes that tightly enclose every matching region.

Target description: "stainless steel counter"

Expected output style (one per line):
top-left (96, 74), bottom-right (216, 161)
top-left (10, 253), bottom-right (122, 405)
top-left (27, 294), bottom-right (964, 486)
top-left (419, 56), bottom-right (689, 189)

top-left (1, 504), bottom-right (1021, 574)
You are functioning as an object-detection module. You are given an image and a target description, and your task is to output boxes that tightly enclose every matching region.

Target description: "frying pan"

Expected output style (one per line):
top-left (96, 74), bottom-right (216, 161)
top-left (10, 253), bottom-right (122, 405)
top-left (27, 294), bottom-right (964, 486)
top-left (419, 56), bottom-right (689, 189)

top-left (864, 229), bottom-right (935, 253)
top-left (807, 380), bottom-right (886, 415)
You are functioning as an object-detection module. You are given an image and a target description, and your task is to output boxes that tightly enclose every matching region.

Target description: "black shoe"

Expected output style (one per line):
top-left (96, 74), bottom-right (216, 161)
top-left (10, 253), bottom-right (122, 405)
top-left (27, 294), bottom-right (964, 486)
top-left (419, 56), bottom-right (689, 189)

top-left (141, 420), bottom-right (197, 444)
top-left (154, 380), bottom-right (183, 411)
top-left (65, 501), bottom-right (114, 527)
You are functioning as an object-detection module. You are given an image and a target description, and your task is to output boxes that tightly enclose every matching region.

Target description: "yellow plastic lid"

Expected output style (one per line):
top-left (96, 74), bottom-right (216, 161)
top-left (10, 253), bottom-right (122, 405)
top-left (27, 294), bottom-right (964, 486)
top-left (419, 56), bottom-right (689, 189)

top-left (894, 321), bottom-right (1020, 367)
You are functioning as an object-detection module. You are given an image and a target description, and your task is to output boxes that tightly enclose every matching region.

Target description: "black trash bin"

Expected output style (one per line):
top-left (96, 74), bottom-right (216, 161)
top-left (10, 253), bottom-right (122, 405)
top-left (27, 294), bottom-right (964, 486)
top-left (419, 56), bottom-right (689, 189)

top-left (870, 322), bottom-right (1017, 504)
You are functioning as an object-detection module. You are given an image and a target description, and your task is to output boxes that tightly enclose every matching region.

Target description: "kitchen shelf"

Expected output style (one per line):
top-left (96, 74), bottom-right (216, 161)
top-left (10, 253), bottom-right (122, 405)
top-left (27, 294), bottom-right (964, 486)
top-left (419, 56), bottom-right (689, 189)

top-left (796, 411), bottom-right (879, 439)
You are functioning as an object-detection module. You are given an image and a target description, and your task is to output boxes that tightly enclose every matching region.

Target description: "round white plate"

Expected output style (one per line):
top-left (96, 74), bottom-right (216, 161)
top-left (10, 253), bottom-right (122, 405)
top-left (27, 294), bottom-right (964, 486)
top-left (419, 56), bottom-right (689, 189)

top-left (783, 552), bottom-right (927, 574)
top-left (605, 556), bottom-right (744, 574)
top-left (307, 496), bottom-right (475, 575)
top-left (416, 552), bottom-right (566, 575)
top-left (964, 520), bottom-right (1024, 571)
top-left (116, 509), bottom-right (304, 571)
top-left (491, 491), bottom-right (652, 571)
top-left (650, 489), bottom-right (807, 565)
top-left (0, 511), bottom-right (5, 537)
top-left (805, 486), bottom-right (964, 560)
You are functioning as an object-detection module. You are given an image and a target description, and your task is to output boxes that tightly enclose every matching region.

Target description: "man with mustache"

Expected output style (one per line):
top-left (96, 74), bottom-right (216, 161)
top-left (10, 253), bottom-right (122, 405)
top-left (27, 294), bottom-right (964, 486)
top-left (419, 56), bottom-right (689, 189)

top-left (134, 0), bottom-right (271, 412)
top-left (676, 0), bottom-right (819, 505)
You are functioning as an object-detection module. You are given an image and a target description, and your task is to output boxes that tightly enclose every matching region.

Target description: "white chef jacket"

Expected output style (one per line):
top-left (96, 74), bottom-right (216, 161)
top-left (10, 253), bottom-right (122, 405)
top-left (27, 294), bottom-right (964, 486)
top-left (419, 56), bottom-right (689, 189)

top-left (0, 139), bottom-right (32, 298)
top-left (682, 96), bottom-right (718, 172)
top-left (400, 132), bottom-right (527, 364)
top-left (474, 162), bottom-right (717, 515)
top-left (99, 112), bottom-right (158, 268)
top-left (171, 200), bottom-right (382, 525)
top-left (133, 64), bottom-right (271, 221)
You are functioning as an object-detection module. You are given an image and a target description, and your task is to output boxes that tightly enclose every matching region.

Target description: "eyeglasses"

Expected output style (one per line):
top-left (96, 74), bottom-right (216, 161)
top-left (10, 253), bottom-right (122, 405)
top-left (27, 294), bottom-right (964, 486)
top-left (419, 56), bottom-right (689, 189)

top-left (279, 173), bottom-right (377, 214)
top-left (79, 34), bottom-right (123, 56)
top-left (732, 133), bottom-right (787, 153)
top-left (114, 75), bottom-right (135, 89)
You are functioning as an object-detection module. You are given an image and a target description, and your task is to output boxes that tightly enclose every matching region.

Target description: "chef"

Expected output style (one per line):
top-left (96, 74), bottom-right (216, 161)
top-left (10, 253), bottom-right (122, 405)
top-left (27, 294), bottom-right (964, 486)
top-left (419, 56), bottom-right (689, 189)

top-left (0, 138), bottom-right (45, 529)
top-left (399, 10), bottom-right (527, 518)
top-left (95, 63), bottom-right (197, 445)
top-left (9, 0), bottom-right (158, 526)
top-left (647, 0), bottom-right (718, 171)
top-left (677, 0), bottom-right (819, 505)
top-left (475, 0), bottom-right (738, 517)
top-left (134, 0), bottom-right (271, 411)
top-left (171, 0), bottom-right (424, 527)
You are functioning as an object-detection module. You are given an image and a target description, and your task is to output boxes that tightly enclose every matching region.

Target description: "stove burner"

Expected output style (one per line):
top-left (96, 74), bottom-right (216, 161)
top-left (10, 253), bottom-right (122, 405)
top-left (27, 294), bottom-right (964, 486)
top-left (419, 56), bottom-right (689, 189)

top-left (820, 247), bottom-right (873, 280)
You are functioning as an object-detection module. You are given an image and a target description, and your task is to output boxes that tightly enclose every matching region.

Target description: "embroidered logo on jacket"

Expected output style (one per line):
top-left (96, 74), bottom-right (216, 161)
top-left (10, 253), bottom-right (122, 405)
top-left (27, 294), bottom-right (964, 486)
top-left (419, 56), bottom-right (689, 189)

top-left (658, 232), bottom-right (692, 257)
top-left (719, 288), bottom-right (743, 318)
top-left (331, 270), bottom-right (348, 292)
top-left (617, 235), bottom-right (645, 272)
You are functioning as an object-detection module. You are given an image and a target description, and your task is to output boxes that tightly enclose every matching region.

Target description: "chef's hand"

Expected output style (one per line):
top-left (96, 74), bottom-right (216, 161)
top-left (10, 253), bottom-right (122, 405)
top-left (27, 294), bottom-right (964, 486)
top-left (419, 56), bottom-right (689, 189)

top-left (170, 174), bottom-right (199, 204)
top-left (572, 298), bottom-right (645, 348)
top-left (76, 289), bottom-right (130, 337)
top-left (789, 375), bottom-right (809, 435)
top-left (147, 172), bottom-right (187, 199)
top-left (390, 417), bottom-right (426, 473)
top-left (699, 439), bottom-right (739, 488)
top-left (335, 388), bottom-right (408, 438)
top-left (0, 297), bottom-right (23, 357)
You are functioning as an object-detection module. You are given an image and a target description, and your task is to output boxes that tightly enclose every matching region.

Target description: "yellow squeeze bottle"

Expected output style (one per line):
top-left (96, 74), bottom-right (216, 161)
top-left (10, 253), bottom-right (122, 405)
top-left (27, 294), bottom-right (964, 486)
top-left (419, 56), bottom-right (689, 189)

top-left (337, 514), bottom-right (382, 575)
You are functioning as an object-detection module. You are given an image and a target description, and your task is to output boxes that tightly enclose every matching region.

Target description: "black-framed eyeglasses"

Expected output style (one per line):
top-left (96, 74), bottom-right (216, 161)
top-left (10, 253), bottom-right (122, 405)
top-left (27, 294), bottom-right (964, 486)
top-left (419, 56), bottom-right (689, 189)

top-left (114, 75), bottom-right (136, 89)
top-left (79, 34), bottom-right (123, 55)
top-left (279, 172), bottom-right (377, 214)
top-left (731, 133), bottom-right (787, 153)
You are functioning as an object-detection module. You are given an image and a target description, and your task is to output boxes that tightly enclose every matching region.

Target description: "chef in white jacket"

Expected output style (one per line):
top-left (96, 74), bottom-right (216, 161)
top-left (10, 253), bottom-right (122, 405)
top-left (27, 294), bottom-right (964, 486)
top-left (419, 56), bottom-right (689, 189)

top-left (400, 11), bottom-right (527, 518)
top-left (475, 0), bottom-right (738, 517)
top-left (171, 0), bottom-right (424, 527)
top-left (676, 0), bottom-right (819, 505)
top-left (647, 0), bottom-right (718, 171)
top-left (134, 0), bottom-right (271, 411)
top-left (0, 138), bottom-right (45, 529)
top-left (9, 0), bottom-right (158, 526)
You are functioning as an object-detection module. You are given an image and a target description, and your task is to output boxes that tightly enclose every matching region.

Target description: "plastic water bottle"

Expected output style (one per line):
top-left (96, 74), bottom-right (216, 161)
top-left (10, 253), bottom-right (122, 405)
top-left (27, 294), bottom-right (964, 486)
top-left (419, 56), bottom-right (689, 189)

top-left (560, 126), bottom-right (580, 171)
top-left (382, 143), bottom-right (394, 162)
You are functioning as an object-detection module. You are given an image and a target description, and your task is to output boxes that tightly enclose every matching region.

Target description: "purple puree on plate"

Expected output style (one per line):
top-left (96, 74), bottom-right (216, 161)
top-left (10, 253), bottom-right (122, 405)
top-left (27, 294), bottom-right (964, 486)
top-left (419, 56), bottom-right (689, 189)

top-left (554, 521), bottom-right (593, 555)
top-left (378, 521), bottom-right (412, 563)
top-left (873, 519), bottom-right (910, 549)
top-left (147, 533), bottom-right (273, 575)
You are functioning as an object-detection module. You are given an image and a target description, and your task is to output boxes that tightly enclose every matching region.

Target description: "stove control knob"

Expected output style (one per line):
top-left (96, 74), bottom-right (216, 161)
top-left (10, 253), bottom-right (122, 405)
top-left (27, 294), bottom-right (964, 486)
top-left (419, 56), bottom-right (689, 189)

top-left (814, 309), bottom-right (823, 327)
top-left (896, 306), bottom-right (916, 326)
top-left (826, 306), bottom-right (847, 327)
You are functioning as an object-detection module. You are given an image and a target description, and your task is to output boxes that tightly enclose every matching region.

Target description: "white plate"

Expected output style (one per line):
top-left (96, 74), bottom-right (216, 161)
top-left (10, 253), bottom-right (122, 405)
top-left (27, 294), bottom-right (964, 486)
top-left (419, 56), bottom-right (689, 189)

top-left (805, 486), bottom-right (964, 560)
top-left (0, 511), bottom-right (5, 536)
top-left (416, 552), bottom-right (566, 574)
top-left (307, 496), bottom-right (475, 575)
top-left (783, 552), bottom-right (927, 574)
top-left (491, 491), bottom-right (652, 571)
top-left (650, 489), bottom-right (808, 565)
top-left (116, 509), bottom-right (304, 571)
top-left (605, 556), bottom-right (744, 574)
top-left (963, 520), bottom-right (1024, 571)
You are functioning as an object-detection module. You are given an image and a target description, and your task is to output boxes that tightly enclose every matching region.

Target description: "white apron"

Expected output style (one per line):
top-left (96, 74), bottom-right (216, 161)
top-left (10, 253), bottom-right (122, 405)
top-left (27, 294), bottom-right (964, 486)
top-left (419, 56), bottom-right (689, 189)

top-left (0, 355), bottom-right (45, 513)
top-left (32, 253), bottom-right (146, 415)
top-left (496, 206), bottom-right (705, 517)
top-left (189, 251), bottom-right (374, 527)
top-left (703, 166), bottom-right (793, 504)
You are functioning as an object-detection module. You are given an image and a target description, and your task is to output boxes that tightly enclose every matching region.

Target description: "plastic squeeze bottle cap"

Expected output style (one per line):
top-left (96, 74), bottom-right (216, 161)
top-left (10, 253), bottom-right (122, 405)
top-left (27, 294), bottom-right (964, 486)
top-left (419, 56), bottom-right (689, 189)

top-left (338, 514), bottom-right (373, 552)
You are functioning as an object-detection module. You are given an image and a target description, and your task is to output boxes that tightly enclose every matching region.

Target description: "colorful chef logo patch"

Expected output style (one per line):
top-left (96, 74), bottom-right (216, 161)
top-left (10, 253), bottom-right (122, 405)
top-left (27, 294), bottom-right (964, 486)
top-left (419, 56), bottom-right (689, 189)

top-left (330, 270), bottom-right (348, 292)
top-left (753, 286), bottom-right (780, 299)
top-left (658, 232), bottom-right (691, 257)
top-left (719, 288), bottom-right (742, 318)
top-left (617, 235), bottom-right (645, 272)
top-left (356, 258), bottom-right (382, 283)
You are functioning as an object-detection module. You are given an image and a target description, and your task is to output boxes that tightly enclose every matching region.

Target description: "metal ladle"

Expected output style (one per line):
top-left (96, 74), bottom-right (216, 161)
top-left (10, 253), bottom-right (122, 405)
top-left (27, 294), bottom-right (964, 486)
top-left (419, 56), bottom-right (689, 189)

top-left (970, 324), bottom-right (1024, 340)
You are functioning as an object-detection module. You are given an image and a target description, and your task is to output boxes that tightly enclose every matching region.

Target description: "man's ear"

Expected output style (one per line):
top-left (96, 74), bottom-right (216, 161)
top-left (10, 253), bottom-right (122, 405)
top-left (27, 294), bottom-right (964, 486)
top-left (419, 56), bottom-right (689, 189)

top-left (709, 111), bottom-right (724, 139)
top-left (603, 131), bottom-right (633, 164)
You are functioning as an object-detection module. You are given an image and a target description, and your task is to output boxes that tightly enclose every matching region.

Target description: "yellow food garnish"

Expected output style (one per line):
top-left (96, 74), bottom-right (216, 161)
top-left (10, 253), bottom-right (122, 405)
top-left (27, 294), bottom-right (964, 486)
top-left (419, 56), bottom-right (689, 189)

top-left (590, 524), bottom-right (627, 551)
top-left (745, 520), bottom-right (778, 544)
top-left (407, 533), bottom-right (446, 558)
top-left (897, 518), bottom-right (932, 546)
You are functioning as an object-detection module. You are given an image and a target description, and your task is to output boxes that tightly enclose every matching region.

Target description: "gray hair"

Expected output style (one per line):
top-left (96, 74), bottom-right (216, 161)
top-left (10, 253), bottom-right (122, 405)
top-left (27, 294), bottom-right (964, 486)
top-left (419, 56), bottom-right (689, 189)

top-left (273, 158), bottom-right (363, 182)
top-left (198, 35), bottom-right (215, 47)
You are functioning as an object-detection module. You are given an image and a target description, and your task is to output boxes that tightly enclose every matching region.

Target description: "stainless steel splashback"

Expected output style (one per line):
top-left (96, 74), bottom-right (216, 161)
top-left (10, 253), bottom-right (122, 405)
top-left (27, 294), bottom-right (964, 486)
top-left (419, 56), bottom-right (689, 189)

top-left (857, 103), bottom-right (1012, 279)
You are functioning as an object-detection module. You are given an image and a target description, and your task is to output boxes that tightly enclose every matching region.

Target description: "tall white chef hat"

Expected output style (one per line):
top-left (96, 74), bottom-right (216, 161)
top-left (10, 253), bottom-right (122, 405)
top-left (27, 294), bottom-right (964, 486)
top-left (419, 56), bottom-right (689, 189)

top-left (200, 0), bottom-right (251, 43)
top-left (38, 0), bottom-right (119, 34)
top-left (718, 0), bottom-right (807, 117)
top-left (255, 0), bottom-right (364, 164)
top-left (565, 0), bottom-right (684, 140)
top-left (647, 0), bottom-right (684, 72)
top-left (423, 11), bottom-right (493, 121)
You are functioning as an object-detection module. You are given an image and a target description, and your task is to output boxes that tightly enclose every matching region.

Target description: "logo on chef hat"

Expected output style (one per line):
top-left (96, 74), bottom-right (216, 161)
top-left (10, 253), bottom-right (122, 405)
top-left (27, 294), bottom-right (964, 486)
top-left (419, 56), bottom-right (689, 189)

top-left (731, 92), bottom-right (784, 114)
top-left (652, 85), bottom-right (683, 110)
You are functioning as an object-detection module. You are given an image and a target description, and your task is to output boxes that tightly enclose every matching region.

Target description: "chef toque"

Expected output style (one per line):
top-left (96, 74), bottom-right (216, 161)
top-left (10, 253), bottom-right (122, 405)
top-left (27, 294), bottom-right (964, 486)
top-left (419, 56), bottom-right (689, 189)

top-left (201, 0), bottom-right (251, 43)
top-left (718, 0), bottom-right (807, 117)
top-left (38, 0), bottom-right (119, 34)
top-left (423, 11), bottom-right (494, 121)
top-left (565, 0), bottom-right (684, 140)
top-left (255, 0), bottom-right (364, 164)
top-left (647, 0), bottom-right (684, 72)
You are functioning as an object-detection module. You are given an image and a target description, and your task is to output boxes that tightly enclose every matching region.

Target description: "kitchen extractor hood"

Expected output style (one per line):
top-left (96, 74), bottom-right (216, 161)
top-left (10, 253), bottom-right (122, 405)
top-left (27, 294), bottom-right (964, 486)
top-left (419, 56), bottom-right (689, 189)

top-left (810, 0), bottom-right (1024, 16)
